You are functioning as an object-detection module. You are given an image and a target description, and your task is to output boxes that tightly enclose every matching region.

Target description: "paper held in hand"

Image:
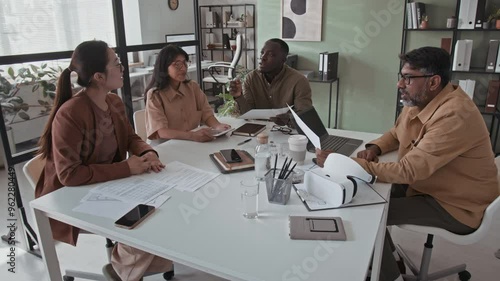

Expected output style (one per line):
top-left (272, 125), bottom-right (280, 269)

top-left (287, 104), bottom-right (321, 149)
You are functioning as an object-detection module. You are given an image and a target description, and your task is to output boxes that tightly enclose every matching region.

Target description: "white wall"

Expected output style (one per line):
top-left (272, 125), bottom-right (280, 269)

top-left (139, 0), bottom-right (196, 44)
top-left (123, 0), bottom-right (143, 46)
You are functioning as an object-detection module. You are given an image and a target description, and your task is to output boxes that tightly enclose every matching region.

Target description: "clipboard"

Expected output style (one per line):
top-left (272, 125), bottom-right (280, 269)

top-left (293, 183), bottom-right (387, 211)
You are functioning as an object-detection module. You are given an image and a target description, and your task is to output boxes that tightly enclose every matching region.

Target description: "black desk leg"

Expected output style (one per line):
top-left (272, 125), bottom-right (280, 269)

top-left (335, 79), bottom-right (340, 129)
top-left (328, 82), bottom-right (332, 128)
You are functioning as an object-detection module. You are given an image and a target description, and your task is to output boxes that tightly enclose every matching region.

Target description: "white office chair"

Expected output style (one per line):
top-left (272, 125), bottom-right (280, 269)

top-left (202, 33), bottom-right (243, 87)
top-left (133, 109), bottom-right (147, 141)
top-left (395, 157), bottom-right (500, 281)
top-left (24, 155), bottom-right (110, 281)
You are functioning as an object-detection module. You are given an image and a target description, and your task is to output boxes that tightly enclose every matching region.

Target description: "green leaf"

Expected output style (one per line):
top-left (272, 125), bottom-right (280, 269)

top-left (32, 84), bottom-right (40, 92)
top-left (38, 100), bottom-right (49, 106)
top-left (41, 63), bottom-right (47, 69)
top-left (18, 111), bottom-right (30, 120)
top-left (8, 67), bottom-right (15, 79)
top-left (30, 64), bottom-right (39, 72)
top-left (19, 103), bottom-right (29, 111)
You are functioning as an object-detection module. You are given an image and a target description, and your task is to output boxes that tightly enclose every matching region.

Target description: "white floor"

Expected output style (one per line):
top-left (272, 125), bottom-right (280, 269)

top-left (0, 163), bottom-right (499, 281)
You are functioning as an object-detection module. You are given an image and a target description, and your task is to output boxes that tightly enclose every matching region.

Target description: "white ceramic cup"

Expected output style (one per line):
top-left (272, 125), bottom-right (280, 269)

top-left (288, 135), bottom-right (308, 164)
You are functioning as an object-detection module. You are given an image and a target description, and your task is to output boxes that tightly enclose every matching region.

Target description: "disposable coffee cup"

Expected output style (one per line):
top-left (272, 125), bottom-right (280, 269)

top-left (288, 135), bottom-right (308, 164)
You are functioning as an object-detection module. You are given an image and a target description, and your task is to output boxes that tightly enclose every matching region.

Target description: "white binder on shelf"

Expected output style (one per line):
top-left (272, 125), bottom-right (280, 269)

top-left (406, 1), bottom-right (413, 29)
top-left (453, 40), bottom-right (473, 71)
top-left (463, 40), bottom-right (473, 71)
top-left (458, 0), bottom-right (478, 29)
top-left (410, 2), bottom-right (418, 29)
top-left (206, 11), bottom-right (214, 28)
top-left (495, 46), bottom-right (500, 73)
top-left (466, 80), bottom-right (476, 100)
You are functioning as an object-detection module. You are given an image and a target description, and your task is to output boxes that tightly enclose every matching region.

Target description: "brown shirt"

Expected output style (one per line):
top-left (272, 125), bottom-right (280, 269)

top-left (236, 65), bottom-right (312, 114)
top-left (89, 101), bottom-right (118, 164)
top-left (354, 83), bottom-right (499, 228)
top-left (35, 92), bottom-right (155, 245)
top-left (145, 80), bottom-right (214, 140)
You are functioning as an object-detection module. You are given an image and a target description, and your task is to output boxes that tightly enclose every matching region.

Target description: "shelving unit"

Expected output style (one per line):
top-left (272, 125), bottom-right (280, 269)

top-left (198, 4), bottom-right (256, 73)
top-left (399, 0), bottom-right (500, 151)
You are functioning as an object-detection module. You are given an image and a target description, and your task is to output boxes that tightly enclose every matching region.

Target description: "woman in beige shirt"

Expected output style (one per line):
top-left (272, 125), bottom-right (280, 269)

top-left (144, 44), bottom-right (230, 142)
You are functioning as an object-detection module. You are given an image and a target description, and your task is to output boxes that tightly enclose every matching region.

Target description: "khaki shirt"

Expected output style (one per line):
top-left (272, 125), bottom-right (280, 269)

top-left (354, 83), bottom-right (499, 228)
top-left (236, 65), bottom-right (312, 114)
top-left (145, 81), bottom-right (214, 140)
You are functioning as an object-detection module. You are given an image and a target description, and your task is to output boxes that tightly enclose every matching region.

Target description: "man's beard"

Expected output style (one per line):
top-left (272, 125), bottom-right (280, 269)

top-left (401, 88), bottom-right (428, 107)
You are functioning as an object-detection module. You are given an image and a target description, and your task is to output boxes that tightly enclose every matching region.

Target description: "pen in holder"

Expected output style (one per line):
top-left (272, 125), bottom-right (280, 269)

top-left (265, 168), bottom-right (293, 205)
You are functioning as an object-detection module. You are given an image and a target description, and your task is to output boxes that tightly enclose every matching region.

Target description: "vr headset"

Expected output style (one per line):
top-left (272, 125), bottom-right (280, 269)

top-left (304, 153), bottom-right (376, 207)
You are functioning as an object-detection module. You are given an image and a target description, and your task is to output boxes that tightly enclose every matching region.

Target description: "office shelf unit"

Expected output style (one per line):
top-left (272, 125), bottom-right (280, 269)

top-left (399, 0), bottom-right (500, 152)
top-left (198, 4), bottom-right (256, 72)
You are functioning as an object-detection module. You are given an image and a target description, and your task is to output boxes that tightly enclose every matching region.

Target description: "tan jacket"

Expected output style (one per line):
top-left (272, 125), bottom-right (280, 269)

top-left (236, 65), bottom-right (312, 114)
top-left (354, 84), bottom-right (499, 228)
top-left (145, 80), bottom-right (214, 140)
top-left (35, 92), bottom-right (154, 245)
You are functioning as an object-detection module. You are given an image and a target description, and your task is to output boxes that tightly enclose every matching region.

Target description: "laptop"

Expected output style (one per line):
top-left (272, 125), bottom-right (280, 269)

top-left (292, 107), bottom-right (363, 156)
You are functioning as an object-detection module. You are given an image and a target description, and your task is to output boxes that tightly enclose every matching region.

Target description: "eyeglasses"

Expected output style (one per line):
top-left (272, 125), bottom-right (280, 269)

top-left (108, 59), bottom-right (123, 70)
top-left (271, 125), bottom-right (293, 135)
top-left (171, 60), bottom-right (191, 70)
top-left (398, 73), bottom-right (435, 85)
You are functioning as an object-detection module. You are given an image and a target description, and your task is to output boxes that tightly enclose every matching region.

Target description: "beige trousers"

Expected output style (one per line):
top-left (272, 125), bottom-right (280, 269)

top-left (111, 243), bottom-right (173, 281)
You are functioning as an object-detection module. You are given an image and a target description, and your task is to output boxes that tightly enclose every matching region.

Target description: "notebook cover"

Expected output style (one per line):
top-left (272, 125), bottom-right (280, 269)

top-left (209, 150), bottom-right (255, 174)
top-left (232, 123), bottom-right (266, 137)
top-left (289, 216), bottom-right (346, 241)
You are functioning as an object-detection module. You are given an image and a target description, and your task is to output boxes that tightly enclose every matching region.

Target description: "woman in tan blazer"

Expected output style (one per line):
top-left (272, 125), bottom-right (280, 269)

top-left (36, 40), bottom-right (173, 281)
top-left (144, 44), bottom-right (230, 143)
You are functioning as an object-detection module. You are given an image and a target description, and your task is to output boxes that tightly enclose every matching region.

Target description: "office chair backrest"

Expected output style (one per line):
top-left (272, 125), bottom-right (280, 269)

top-left (133, 109), bottom-right (147, 141)
top-left (23, 154), bottom-right (45, 190)
top-left (228, 34), bottom-right (243, 79)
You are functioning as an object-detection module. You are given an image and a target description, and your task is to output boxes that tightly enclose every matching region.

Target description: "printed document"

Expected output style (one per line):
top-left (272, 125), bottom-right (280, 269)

top-left (147, 161), bottom-right (220, 192)
top-left (239, 107), bottom-right (290, 120)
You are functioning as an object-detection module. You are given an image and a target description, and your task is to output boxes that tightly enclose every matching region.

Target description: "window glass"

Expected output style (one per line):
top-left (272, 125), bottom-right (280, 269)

top-left (0, 60), bottom-right (69, 156)
top-left (0, 0), bottom-right (116, 56)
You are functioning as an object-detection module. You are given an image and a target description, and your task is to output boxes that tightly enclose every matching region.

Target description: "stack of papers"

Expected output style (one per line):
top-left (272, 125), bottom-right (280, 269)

top-left (72, 161), bottom-right (220, 219)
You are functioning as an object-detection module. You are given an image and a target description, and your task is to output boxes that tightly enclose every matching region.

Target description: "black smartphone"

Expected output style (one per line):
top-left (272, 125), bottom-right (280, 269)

top-left (220, 149), bottom-right (242, 163)
top-left (115, 204), bottom-right (155, 229)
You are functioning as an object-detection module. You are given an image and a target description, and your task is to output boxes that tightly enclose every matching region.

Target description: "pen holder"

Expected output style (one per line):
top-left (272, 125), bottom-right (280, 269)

top-left (265, 169), bottom-right (293, 205)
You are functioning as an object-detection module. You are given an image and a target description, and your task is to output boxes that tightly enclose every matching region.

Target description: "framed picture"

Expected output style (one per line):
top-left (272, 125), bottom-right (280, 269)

top-left (281, 0), bottom-right (323, 41)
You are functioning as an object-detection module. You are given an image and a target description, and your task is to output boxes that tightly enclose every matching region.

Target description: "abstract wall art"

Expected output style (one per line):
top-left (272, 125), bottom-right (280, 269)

top-left (281, 0), bottom-right (323, 41)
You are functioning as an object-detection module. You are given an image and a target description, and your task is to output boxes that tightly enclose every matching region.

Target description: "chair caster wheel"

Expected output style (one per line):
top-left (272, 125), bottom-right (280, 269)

top-left (63, 276), bottom-right (75, 281)
top-left (163, 269), bottom-right (175, 280)
top-left (458, 270), bottom-right (471, 281)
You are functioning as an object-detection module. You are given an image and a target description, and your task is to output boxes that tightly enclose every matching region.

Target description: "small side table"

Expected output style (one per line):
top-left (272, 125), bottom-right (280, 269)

top-left (308, 77), bottom-right (340, 128)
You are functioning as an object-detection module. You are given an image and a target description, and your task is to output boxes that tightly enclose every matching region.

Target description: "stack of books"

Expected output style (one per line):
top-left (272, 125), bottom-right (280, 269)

top-left (210, 150), bottom-right (255, 174)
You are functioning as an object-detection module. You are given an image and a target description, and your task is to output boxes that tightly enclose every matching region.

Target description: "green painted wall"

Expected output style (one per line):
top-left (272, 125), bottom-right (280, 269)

top-left (257, 0), bottom-right (405, 133)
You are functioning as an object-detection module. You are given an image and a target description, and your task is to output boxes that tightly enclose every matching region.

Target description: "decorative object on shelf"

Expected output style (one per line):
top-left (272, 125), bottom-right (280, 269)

top-left (167, 0), bottom-right (178, 11)
top-left (281, 0), bottom-right (323, 41)
top-left (446, 16), bottom-right (457, 29)
top-left (487, 7), bottom-right (500, 29)
top-left (420, 15), bottom-right (429, 29)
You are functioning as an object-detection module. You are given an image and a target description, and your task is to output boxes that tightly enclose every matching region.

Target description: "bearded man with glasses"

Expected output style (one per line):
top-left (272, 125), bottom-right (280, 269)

top-left (316, 46), bottom-right (499, 281)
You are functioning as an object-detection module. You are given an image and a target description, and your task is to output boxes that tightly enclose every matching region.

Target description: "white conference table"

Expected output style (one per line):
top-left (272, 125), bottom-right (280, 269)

top-left (31, 117), bottom-right (395, 281)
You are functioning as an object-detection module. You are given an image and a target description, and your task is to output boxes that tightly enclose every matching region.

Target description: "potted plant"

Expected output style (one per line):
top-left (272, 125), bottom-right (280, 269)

top-left (0, 64), bottom-right (60, 153)
top-left (0, 63), bottom-right (59, 125)
top-left (487, 7), bottom-right (500, 29)
top-left (216, 66), bottom-right (250, 117)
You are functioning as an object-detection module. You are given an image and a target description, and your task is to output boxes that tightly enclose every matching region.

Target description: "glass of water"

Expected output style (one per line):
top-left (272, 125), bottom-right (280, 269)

top-left (240, 180), bottom-right (259, 219)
